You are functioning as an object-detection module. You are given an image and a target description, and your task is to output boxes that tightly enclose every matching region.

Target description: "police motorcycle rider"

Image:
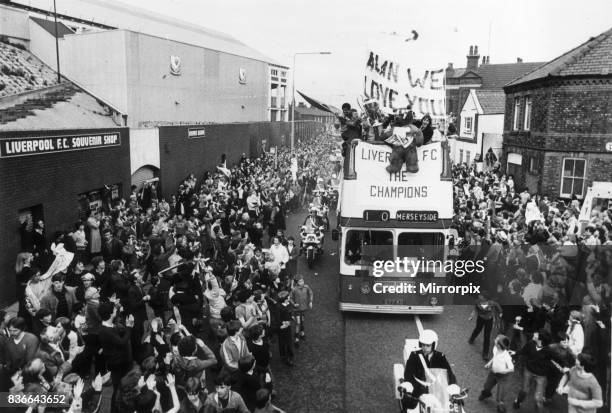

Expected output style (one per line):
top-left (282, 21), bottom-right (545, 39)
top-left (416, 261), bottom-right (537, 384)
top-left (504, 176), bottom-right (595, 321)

top-left (403, 329), bottom-right (457, 400)
top-left (312, 185), bottom-right (331, 231)
top-left (302, 207), bottom-right (324, 233)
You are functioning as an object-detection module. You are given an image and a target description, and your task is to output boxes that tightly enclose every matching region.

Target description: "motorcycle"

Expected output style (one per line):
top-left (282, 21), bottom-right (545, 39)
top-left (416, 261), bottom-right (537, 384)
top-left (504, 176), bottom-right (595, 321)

top-left (394, 340), bottom-right (469, 413)
top-left (300, 226), bottom-right (324, 268)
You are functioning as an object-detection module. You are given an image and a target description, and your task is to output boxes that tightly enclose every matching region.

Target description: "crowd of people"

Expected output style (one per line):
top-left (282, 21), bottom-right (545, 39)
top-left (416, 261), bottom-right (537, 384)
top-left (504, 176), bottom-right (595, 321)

top-left (336, 99), bottom-right (609, 412)
top-left (2, 98), bottom-right (611, 413)
top-left (4, 134), bottom-right (336, 413)
top-left (449, 162), bottom-right (610, 412)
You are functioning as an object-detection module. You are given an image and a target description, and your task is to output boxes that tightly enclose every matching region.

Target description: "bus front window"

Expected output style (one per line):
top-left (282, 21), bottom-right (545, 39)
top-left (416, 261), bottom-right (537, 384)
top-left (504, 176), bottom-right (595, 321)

top-left (344, 230), bottom-right (393, 266)
top-left (397, 232), bottom-right (445, 273)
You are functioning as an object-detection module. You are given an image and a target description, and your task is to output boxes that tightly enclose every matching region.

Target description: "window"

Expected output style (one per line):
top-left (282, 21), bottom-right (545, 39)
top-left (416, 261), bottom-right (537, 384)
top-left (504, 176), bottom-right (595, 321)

top-left (513, 97), bottom-right (521, 130)
top-left (524, 96), bottom-right (532, 130)
top-left (281, 71), bottom-right (287, 77)
top-left (561, 158), bottom-right (586, 197)
top-left (271, 69), bottom-right (278, 76)
top-left (463, 117), bottom-right (473, 134)
top-left (466, 151), bottom-right (471, 165)
top-left (398, 232), bottom-right (444, 259)
top-left (344, 230), bottom-right (393, 266)
top-left (459, 149), bottom-right (464, 164)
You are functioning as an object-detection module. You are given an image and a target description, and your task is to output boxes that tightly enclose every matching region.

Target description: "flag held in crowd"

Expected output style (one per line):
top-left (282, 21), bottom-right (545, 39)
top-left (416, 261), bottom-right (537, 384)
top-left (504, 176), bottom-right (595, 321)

top-left (297, 91), bottom-right (336, 114)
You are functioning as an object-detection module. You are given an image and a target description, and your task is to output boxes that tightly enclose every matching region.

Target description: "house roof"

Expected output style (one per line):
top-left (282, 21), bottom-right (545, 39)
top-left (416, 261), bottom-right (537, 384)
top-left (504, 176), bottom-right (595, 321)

top-left (506, 27), bottom-right (612, 87)
top-left (474, 90), bottom-right (506, 114)
top-left (479, 62), bottom-right (545, 88)
top-left (30, 16), bottom-right (75, 38)
top-left (446, 67), bottom-right (466, 78)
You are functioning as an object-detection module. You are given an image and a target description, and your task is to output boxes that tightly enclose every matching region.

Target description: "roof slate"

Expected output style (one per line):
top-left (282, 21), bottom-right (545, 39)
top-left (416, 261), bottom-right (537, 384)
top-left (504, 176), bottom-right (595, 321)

top-left (506, 27), bottom-right (612, 87)
top-left (474, 90), bottom-right (506, 114)
top-left (479, 62), bottom-right (545, 88)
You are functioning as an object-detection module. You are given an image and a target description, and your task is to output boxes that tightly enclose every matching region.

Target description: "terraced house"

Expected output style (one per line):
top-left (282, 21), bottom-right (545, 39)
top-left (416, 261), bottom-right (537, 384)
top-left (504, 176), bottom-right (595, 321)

top-left (502, 27), bottom-right (612, 199)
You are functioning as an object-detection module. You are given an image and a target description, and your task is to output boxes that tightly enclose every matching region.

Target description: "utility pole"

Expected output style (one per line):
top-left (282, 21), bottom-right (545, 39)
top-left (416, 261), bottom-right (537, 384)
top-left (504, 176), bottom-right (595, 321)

top-left (53, 0), bottom-right (61, 83)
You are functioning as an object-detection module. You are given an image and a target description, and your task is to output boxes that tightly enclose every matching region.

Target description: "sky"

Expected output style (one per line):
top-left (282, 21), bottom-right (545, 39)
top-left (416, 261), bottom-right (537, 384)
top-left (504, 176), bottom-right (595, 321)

top-left (17, 0), bottom-right (612, 108)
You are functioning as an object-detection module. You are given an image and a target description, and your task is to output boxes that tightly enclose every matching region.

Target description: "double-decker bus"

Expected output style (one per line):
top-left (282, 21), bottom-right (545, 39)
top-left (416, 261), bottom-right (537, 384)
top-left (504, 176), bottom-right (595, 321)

top-left (332, 138), bottom-right (455, 314)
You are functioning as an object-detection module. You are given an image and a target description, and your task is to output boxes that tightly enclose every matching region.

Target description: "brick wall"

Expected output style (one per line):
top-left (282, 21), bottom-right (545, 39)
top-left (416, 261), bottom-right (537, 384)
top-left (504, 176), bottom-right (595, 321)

top-left (157, 121), bottom-right (323, 200)
top-left (0, 127), bottom-right (130, 307)
top-left (541, 152), bottom-right (612, 198)
top-left (503, 77), bottom-right (612, 198)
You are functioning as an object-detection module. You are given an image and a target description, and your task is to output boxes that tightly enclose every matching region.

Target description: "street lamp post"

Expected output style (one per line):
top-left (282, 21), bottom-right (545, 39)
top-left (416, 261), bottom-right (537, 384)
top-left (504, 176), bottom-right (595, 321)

top-left (291, 51), bottom-right (331, 153)
top-left (53, 0), bottom-right (61, 83)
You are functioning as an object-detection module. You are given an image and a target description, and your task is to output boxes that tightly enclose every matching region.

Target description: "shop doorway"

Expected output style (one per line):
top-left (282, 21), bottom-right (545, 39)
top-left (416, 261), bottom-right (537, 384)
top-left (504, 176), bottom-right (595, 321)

top-left (18, 204), bottom-right (44, 252)
top-left (77, 184), bottom-right (122, 221)
top-left (131, 165), bottom-right (160, 192)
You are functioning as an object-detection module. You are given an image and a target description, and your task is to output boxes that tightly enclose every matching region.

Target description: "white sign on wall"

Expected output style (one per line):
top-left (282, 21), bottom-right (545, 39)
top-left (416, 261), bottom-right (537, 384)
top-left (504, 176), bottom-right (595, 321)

top-left (170, 55), bottom-right (182, 76)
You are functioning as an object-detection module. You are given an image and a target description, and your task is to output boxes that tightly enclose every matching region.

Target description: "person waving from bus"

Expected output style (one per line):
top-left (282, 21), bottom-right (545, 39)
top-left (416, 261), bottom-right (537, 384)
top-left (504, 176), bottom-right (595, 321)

top-left (403, 329), bottom-right (457, 399)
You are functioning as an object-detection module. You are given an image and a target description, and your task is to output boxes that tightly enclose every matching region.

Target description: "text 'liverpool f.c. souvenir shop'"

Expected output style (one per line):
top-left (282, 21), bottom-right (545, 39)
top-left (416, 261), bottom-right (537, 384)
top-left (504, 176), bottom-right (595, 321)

top-left (0, 127), bottom-right (130, 306)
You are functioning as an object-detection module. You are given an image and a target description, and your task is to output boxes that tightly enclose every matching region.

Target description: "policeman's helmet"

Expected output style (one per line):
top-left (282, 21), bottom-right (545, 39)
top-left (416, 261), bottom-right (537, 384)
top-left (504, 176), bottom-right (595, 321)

top-left (447, 384), bottom-right (461, 396)
top-left (418, 329), bottom-right (438, 349)
top-left (398, 381), bottom-right (414, 393)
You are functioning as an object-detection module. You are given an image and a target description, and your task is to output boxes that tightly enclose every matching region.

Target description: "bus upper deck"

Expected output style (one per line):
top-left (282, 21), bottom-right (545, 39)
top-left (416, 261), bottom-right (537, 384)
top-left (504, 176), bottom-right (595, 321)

top-left (334, 139), bottom-right (456, 314)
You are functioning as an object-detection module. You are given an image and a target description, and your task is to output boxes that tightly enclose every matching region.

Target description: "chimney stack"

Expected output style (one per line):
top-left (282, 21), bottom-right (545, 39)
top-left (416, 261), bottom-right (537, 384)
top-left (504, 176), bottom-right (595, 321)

top-left (466, 45), bottom-right (480, 72)
top-left (517, 57), bottom-right (523, 63)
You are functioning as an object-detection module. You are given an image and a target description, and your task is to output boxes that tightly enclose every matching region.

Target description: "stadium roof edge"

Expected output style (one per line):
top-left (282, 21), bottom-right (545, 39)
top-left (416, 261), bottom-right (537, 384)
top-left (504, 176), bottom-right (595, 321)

top-left (5, 0), bottom-right (287, 67)
top-left (61, 28), bottom-right (287, 68)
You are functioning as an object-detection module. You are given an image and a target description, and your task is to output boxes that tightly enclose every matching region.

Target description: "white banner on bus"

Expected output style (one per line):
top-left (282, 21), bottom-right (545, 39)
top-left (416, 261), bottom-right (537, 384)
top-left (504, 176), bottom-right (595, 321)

top-left (341, 141), bottom-right (453, 219)
top-left (363, 33), bottom-right (447, 120)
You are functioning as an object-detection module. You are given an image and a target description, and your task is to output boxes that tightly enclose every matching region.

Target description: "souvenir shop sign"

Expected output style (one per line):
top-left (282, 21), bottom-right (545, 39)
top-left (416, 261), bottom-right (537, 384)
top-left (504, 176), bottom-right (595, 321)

top-left (1, 132), bottom-right (121, 158)
top-left (363, 33), bottom-right (446, 119)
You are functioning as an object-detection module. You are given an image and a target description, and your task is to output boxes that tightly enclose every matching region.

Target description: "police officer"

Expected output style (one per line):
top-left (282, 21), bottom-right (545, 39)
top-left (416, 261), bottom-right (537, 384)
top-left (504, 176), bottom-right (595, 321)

top-left (403, 329), bottom-right (457, 399)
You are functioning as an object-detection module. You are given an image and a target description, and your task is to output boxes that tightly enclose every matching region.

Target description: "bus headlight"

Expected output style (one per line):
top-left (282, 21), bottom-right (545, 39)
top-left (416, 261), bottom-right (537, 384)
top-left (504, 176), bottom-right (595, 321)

top-left (429, 296), bottom-right (439, 306)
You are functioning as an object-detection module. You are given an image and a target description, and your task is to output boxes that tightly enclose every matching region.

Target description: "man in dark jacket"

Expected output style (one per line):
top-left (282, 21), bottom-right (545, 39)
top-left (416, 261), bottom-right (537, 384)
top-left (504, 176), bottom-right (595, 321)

top-left (336, 103), bottom-right (362, 157)
top-left (513, 329), bottom-right (554, 410)
top-left (98, 301), bottom-right (134, 412)
top-left (39, 273), bottom-right (78, 320)
top-left (102, 229), bottom-right (124, 262)
top-left (404, 329), bottom-right (456, 399)
top-left (126, 269), bottom-right (150, 355)
top-left (171, 335), bottom-right (217, 389)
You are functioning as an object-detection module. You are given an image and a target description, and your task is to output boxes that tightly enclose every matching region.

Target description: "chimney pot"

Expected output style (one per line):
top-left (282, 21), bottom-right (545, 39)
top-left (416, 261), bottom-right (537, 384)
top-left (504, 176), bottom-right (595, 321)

top-left (482, 56), bottom-right (486, 65)
top-left (474, 45), bottom-right (479, 55)
top-left (447, 62), bottom-right (453, 69)
top-left (517, 57), bottom-right (523, 63)
top-left (469, 45), bottom-right (473, 55)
